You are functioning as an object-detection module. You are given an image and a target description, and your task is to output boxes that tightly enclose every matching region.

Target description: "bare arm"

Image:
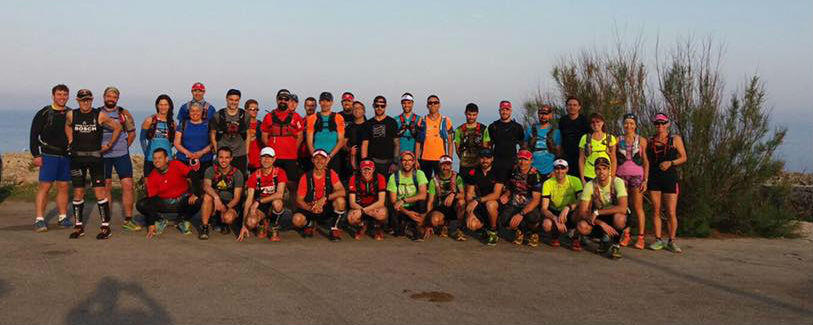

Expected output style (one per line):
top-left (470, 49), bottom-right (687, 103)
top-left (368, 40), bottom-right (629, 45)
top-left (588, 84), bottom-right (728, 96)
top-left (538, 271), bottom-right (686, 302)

top-left (671, 136), bottom-right (688, 166)
top-left (361, 140), bottom-right (369, 159)
top-left (99, 112), bottom-right (122, 148)
top-left (328, 181), bottom-right (346, 201)
top-left (481, 183), bottom-right (504, 203)
top-left (64, 111), bottom-right (73, 145)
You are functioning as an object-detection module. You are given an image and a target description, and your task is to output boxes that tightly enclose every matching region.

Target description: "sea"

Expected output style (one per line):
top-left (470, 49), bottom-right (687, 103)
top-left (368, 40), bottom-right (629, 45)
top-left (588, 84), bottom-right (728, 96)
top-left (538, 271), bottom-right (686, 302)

top-left (1, 107), bottom-right (810, 172)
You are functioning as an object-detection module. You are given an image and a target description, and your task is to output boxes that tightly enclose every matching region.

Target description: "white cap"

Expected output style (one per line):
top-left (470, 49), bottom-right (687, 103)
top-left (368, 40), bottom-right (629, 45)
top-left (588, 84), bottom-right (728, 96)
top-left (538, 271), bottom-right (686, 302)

top-left (401, 93), bottom-right (414, 102)
top-left (260, 147), bottom-right (276, 157)
top-left (553, 159), bottom-right (568, 168)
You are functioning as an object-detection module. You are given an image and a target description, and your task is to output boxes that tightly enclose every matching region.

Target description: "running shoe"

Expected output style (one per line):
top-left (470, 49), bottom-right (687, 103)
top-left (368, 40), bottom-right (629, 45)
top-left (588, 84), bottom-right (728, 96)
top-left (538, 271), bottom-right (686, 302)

top-left (666, 240), bottom-right (683, 253)
top-left (303, 225), bottom-right (315, 238)
top-left (212, 223), bottom-right (223, 233)
top-left (596, 240), bottom-right (610, 254)
top-left (269, 227), bottom-right (281, 242)
top-left (155, 219), bottom-right (168, 235)
top-left (59, 216), bottom-right (74, 228)
top-left (422, 227), bottom-right (434, 241)
top-left (354, 224), bottom-right (367, 240)
top-left (199, 225), bottom-right (210, 240)
top-left (96, 226), bottom-right (112, 240)
top-left (634, 235), bottom-right (645, 250)
top-left (374, 226), bottom-right (384, 241)
top-left (34, 219), bottom-right (48, 232)
top-left (512, 229), bottom-right (524, 245)
top-left (620, 229), bottom-right (631, 247)
top-left (571, 238), bottom-right (582, 251)
top-left (69, 225), bottom-right (84, 239)
top-left (528, 233), bottom-right (540, 247)
top-left (258, 219), bottom-right (269, 239)
top-left (122, 219), bottom-right (142, 231)
top-left (610, 244), bottom-right (622, 259)
top-left (178, 220), bottom-right (192, 235)
top-left (648, 238), bottom-right (665, 251)
top-left (486, 230), bottom-right (498, 246)
top-left (454, 229), bottom-right (467, 241)
top-left (439, 225), bottom-right (449, 238)
top-left (550, 238), bottom-right (561, 247)
top-left (330, 227), bottom-right (343, 241)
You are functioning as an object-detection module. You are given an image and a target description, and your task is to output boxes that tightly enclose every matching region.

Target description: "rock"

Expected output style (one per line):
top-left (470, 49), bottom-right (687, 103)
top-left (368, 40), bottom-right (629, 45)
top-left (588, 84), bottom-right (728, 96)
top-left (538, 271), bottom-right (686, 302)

top-left (1, 152), bottom-right (146, 187)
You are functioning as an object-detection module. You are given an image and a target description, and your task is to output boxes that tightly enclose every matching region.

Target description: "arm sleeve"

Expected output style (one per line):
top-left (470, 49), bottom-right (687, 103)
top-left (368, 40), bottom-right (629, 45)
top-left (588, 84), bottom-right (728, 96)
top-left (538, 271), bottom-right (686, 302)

top-left (139, 128), bottom-right (150, 155)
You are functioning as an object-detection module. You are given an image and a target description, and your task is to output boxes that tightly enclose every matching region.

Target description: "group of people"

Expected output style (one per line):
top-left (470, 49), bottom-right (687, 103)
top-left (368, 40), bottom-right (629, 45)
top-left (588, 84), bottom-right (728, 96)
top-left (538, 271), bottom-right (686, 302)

top-left (29, 83), bottom-right (687, 259)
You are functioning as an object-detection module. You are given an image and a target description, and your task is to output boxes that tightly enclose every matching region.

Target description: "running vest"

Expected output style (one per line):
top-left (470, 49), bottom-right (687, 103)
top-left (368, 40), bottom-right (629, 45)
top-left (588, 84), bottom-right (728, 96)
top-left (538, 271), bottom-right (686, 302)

top-left (213, 164), bottom-right (238, 191)
top-left (185, 100), bottom-right (212, 122)
top-left (254, 167), bottom-right (280, 199)
top-left (583, 132), bottom-right (613, 158)
top-left (397, 113), bottom-right (418, 139)
top-left (268, 110), bottom-right (296, 137)
top-left (458, 123), bottom-right (485, 166)
top-left (71, 108), bottom-right (103, 155)
top-left (394, 170), bottom-right (419, 197)
top-left (216, 108), bottom-right (248, 140)
top-left (591, 179), bottom-right (618, 210)
top-left (530, 123), bottom-right (558, 155)
top-left (354, 174), bottom-right (382, 204)
top-left (433, 171), bottom-right (458, 199)
top-left (616, 135), bottom-right (643, 165)
top-left (147, 115), bottom-right (176, 142)
top-left (304, 170), bottom-right (334, 202)
top-left (417, 115), bottom-right (451, 154)
top-left (313, 112), bottom-right (338, 132)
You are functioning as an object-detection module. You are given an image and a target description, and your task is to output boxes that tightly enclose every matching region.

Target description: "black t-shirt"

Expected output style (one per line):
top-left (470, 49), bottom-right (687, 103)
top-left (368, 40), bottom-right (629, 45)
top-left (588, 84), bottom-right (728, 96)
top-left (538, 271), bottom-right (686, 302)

top-left (506, 167), bottom-right (542, 206)
top-left (558, 114), bottom-right (590, 163)
top-left (488, 120), bottom-right (524, 159)
top-left (30, 105), bottom-right (69, 156)
top-left (464, 166), bottom-right (505, 197)
top-left (363, 116), bottom-right (399, 160)
top-left (346, 120), bottom-right (366, 163)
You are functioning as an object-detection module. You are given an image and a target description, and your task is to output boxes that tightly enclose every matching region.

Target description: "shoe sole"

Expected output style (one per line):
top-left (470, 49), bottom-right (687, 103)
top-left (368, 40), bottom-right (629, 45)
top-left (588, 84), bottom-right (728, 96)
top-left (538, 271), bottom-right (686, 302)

top-left (69, 233), bottom-right (85, 239)
top-left (96, 234), bottom-right (112, 240)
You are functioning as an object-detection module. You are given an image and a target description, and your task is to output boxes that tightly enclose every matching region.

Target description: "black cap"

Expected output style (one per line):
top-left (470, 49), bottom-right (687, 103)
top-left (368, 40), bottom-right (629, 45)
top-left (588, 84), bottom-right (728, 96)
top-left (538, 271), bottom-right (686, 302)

top-left (479, 148), bottom-right (494, 158)
top-left (290, 94), bottom-right (299, 102)
top-left (226, 89), bottom-right (241, 97)
top-left (594, 157), bottom-right (611, 167)
top-left (276, 89), bottom-right (291, 100)
top-left (76, 89), bottom-right (93, 100)
top-left (319, 91), bottom-right (333, 102)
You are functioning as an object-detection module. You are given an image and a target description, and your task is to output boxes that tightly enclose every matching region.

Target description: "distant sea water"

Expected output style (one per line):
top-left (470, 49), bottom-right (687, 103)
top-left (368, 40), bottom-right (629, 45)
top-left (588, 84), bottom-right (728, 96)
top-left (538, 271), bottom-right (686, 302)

top-left (1, 108), bottom-right (810, 172)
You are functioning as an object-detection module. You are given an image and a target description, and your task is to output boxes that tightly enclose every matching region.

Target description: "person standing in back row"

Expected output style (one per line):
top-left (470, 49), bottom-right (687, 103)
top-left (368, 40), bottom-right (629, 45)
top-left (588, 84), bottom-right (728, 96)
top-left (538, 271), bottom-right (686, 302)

top-left (306, 92), bottom-right (345, 178)
top-left (488, 100), bottom-right (525, 181)
top-left (558, 97), bottom-right (590, 177)
top-left (395, 93), bottom-right (420, 156)
top-left (415, 95), bottom-right (454, 179)
top-left (210, 89), bottom-right (250, 176)
top-left (177, 82), bottom-right (216, 123)
top-left (362, 96), bottom-right (399, 176)
top-left (261, 89), bottom-right (303, 193)
top-left (99, 87), bottom-right (139, 231)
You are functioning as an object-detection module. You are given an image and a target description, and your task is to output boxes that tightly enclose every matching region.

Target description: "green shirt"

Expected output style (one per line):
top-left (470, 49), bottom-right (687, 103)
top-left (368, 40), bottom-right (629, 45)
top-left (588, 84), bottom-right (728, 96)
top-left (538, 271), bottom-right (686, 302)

top-left (428, 173), bottom-right (465, 199)
top-left (387, 170), bottom-right (429, 207)
top-left (580, 177), bottom-right (627, 209)
top-left (578, 133), bottom-right (617, 179)
top-left (454, 123), bottom-right (491, 168)
top-left (541, 175), bottom-right (583, 211)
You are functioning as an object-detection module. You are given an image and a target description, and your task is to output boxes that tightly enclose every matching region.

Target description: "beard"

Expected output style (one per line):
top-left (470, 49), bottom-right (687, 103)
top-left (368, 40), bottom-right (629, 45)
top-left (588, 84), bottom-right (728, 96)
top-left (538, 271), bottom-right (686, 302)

top-left (104, 100), bottom-right (117, 108)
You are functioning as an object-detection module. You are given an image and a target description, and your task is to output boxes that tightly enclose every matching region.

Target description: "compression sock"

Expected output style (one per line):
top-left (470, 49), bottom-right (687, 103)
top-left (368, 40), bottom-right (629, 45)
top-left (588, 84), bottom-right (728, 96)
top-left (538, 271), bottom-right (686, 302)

top-left (72, 200), bottom-right (85, 226)
top-left (97, 199), bottom-right (111, 228)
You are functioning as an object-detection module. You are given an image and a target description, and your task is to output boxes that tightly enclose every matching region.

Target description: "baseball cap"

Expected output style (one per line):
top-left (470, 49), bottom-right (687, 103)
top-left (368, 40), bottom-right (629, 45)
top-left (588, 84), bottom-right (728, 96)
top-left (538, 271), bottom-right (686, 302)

top-left (276, 89), bottom-right (291, 100)
top-left (553, 159), bottom-right (569, 168)
top-left (439, 155), bottom-right (453, 165)
top-left (499, 100), bottom-right (512, 109)
top-left (538, 105), bottom-right (553, 114)
top-left (191, 82), bottom-right (205, 91)
top-left (479, 148), bottom-right (494, 158)
top-left (319, 91), bottom-right (333, 102)
top-left (341, 92), bottom-right (354, 102)
top-left (654, 112), bottom-right (670, 123)
top-left (103, 86), bottom-right (120, 96)
top-left (594, 157), bottom-right (611, 167)
top-left (290, 94), bottom-right (299, 102)
top-left (623, 112), bottom-right (637, 121)
top-left (400, 93), bottom-right (414, 102)
top-left (313, 149), bottom-right (329, 158)
top-left (260, 147), bottom-right (276, 157)
top-left (360, 159), bottom-right (375, 170)
top-left (400, 150), bottom-right (415, 158)
top-left (77, 89), bottom-right (93, 100)
top-left (517, 149), bottom-right (533, 160)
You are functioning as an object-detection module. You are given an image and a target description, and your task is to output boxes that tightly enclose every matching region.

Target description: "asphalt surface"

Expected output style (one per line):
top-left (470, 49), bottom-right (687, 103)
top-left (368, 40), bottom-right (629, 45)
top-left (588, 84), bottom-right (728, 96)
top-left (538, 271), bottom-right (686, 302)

top-left (0, 200), bottom-right (811, 325)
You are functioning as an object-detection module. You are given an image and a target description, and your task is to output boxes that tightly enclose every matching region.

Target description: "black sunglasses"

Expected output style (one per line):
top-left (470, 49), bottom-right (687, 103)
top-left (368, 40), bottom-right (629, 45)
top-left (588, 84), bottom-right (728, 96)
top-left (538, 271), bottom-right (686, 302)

top-left (427, 101), bottom-right (440, 105)
top-left (654, 121), bottom-right (668, 125)
top-left (374, 103), bottom-right (386, 108)
top-left (554, 165), bottom-right (567, 170)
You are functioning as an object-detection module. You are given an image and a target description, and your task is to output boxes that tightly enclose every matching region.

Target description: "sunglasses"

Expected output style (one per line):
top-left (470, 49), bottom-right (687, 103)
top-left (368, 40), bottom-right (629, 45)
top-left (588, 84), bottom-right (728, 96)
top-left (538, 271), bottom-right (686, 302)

top-left (374, 103), bottom-right (386, 108)
top-left (554, 165), bottom-right (567, 170)
top-left (278, 98), bottom-right (289, 102)
top-left (538, 111), bottom-right (552, 115)
top-left (654, 121), bottom-right (669, 125)
top-left (427, 101), bottom-right (440, 105)
top-left (247, 108), bottom-right (259, 111)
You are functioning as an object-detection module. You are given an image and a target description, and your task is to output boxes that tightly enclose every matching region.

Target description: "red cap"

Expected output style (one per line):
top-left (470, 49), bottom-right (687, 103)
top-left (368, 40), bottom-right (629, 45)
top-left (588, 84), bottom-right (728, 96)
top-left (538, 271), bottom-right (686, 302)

top-left (499, 100), bottom-right (512, 109)
top-left (341, 93), bottom-right (354, 102)
top-left (360, 160), bottom-right (375, 170)
top-left (517, 149), bottom-right (533, 160)
top-left (191, 82), bottom-right (206, 91)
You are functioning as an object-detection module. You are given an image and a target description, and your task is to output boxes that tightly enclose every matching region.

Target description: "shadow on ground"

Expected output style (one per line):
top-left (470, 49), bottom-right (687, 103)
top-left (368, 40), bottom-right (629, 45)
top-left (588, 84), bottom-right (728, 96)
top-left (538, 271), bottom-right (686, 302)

top-left (65, 277), bottom-right (173, 325)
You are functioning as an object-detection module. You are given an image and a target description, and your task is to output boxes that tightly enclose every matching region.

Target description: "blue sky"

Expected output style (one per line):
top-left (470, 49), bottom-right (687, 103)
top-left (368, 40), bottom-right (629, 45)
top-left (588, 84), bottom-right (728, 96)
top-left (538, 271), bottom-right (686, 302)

top-left (1, 1), bottom-right (811, 169)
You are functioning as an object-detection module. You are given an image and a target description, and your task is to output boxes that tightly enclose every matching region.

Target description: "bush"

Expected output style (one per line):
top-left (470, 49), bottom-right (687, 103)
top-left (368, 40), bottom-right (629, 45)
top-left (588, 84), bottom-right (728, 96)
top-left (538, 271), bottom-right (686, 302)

top-left (529, 37), bottom-right (795, 237)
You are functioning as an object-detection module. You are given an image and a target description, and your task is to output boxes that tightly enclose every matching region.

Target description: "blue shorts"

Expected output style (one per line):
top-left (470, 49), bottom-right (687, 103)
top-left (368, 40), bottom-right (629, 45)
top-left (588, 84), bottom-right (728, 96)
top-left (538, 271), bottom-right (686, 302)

top-left (104, 155), bottom-right (134, 179)
top-left (39, 155), bottom-right (71, 182)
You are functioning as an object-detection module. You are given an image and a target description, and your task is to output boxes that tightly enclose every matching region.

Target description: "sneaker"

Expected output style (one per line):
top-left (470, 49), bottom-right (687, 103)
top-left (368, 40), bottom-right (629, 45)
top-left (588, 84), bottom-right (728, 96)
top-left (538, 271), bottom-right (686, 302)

top-left (34, 219), bottom-right (48, 232)
top-left (330, 228), bottom-right (343, 241)
top-left (439, 225), bottom-right (449, 238)
top-left (96, 226), bottom-right (112, 240)
top-left (486, 230), bottom-right (498, 246)
top-left (571, 237), bottom-right (582, 252)
top-left (454, 229), bottom-right (467, 241)
top-left (220, 223), bottom-right (231, 235)
top-left (634, 235), bottom-right (645, 250)
top-left (269, 227), bottom-right (281, 242)
top-left (666, 240), bottom-right (683, 253)
top-left (422, 227), bottom-right (434, 241)
top-left (528, 233), bottom-right (540, 247)
top-left (212, 223), bottom-right (223, 233)
top-left (596, 240), bottom-right (610, 254)
top-left (199, 225), bottom-right (210, 240)
top-left (610, 244), bottom-right (622, 259)
top-left (620, 229), bottom-right (631, 247)
top-left (59, 217), bottom-right (74, 228)
top-left (550, 238), bottom-right (561, 247)
top-left (155, 219), bottom-right (168, 235)
top-left (354, 224), bottom-right (367, 240)
top-left (69, 226), bottom-right (84, 239)
top-left (302, 226), bottom-right (315, 238)
top-left (122, 219), bottom-right (142, 232)
top-left (178, 221), bottom-right (192, 235)
top-left (648, 238), bottom-right (665, 251)
top-left (257, 219), bottom-right (269, 239)
top-left (512, 229), bottom-right (524, 245)
top-left (374, 226), bottom-right (384, 241)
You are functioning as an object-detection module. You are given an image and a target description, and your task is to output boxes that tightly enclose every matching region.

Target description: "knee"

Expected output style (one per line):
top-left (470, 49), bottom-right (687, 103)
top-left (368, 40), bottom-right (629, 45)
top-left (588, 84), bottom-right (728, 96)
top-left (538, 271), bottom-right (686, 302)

top-left (292, 214), bottom-right (306, 228)
top-left (347, 211), bottom-right (361, 225)
top-left (120, 178), bottom-right (134, 190)
top-left (577, 221), bottom-right (592, 235)
top-left (431, 214), bottom-right (444, 227)
top-left (485, 200), bottom-right (498, 211)
top-left (542, 219), bottom-right (553, 232)
top-left (614, 214), bottom-right (627, 229)
top-left (223, 210), bottom-right (237, 224)
top-left (272, 199), bottom-right (284, 212)
top-left (333, 198), bottom-right (346, 210)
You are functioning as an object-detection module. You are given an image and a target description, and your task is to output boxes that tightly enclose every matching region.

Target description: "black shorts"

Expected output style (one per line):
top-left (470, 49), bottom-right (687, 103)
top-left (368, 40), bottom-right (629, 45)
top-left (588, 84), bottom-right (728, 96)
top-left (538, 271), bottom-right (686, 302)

top-left (472, 203), bottom-right (493, 225)
top-left (648, 171), bottom-right (678, 194)
top-left (545, 208), bottom-right (576, 229)
top-left (274, 159), bottom-right (299, 185)
top-left (70, 157), bottom-right (105, 188)
top-left (589, 214), bottom-right (623, 237)
top-left (498, 204), bottom-right (541, 229)
top-left (431, 204), bottom-right (458, 221)
top-left (296, 208), bottom-right (334, 225)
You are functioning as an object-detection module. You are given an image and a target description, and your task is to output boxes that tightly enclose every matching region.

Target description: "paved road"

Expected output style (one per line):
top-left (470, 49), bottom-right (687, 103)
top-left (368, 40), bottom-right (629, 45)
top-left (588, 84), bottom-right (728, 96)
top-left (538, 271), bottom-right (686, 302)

top-left (0, 201), bottom-right (811, 324)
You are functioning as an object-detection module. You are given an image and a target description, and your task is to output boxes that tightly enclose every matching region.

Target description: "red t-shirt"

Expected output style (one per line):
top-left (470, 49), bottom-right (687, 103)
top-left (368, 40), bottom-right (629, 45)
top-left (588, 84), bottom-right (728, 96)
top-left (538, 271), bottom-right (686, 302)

top-left (146, 160), bottom-right (191, 199)
top-left (297, 169), bottom-right (340, 201)
top-left (246, 167), bottom-right (289, 198)
top-left (248, 120), bottom-right (261, 169)
top-left (261, 109), bottom-right (304, 160)
top-left (348, 173), bottom-right (387, 207)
